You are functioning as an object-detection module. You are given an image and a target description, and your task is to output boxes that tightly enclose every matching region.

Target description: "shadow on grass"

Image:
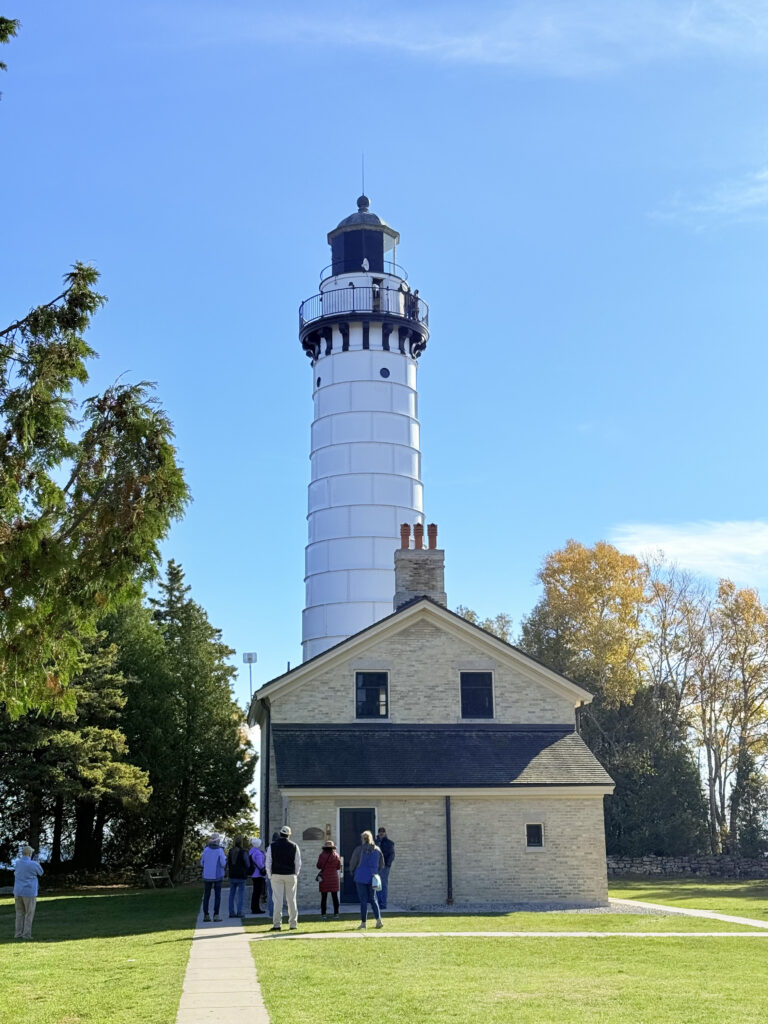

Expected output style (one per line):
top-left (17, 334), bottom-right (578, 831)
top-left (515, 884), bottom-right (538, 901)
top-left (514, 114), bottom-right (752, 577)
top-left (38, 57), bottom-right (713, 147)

top-left (612, 877), bottom-right (768, 907)
top-left (0, 885), bottom-right (201, 944)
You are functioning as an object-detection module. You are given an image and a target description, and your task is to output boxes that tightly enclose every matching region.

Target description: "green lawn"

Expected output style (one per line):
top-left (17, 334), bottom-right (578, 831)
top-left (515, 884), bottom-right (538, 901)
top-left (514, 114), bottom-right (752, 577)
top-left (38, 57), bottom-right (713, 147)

top-left (0, 887), bottom-right (200, 1024)
top-left (246, 910), bottom-right (760, 933)
top-left (609, 878), bottom-right (768, 920)
top-left (250, 935), bottom-right (768, 1024)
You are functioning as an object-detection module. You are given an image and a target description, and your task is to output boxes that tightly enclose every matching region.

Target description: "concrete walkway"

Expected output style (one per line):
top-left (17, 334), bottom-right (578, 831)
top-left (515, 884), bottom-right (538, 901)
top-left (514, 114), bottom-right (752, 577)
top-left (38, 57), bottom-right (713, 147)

top-left (608, 897), bottom-right (768, 929)
top-left (175, 897), bottom-right (768, 1020)
top-left (250, 929), bottom-right (768, 940)
top-left (176, 912), bottom-right (269, 1024)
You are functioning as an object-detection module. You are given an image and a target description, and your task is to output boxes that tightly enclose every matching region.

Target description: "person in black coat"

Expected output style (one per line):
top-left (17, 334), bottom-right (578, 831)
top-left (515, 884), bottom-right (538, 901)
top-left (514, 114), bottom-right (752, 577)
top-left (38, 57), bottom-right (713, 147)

top-left (376, 827), bottom-right (395, 910)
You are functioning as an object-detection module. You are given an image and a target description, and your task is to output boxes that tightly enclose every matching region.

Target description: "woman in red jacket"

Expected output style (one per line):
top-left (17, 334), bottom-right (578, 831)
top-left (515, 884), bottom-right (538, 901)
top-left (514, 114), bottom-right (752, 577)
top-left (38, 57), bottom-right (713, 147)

top-left (316, 839), bottom-right (341, 919)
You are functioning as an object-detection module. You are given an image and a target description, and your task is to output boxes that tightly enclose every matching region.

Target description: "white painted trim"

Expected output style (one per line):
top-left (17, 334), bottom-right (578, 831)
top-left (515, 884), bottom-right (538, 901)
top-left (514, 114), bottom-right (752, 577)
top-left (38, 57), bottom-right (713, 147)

top-left (281, 786), bottom-right (613, 798)
top-left (254, 601), bottom-right (594, 707)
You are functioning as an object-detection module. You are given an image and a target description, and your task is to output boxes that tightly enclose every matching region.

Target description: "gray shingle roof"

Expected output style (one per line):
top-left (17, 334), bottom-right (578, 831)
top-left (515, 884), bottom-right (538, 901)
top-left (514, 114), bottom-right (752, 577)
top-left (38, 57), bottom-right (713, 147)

top-left (271, 724), bottom-right (613, 788)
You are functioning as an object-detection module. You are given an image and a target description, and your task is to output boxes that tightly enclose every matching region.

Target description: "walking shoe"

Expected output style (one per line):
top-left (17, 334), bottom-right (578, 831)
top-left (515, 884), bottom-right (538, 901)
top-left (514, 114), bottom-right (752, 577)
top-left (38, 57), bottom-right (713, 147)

top-left (203, 913), bottom-right (211, 922)
top-left (213, 914), bottom-right (222, 921)
top-left (376, 919), bottom-right (384, 929)
top-left (290, 925), bottom-right (298, 930)
top-left (270, 925), bottom-right (282, 931)
top-left (321, 914), bottom-right (327, 920)
top-left (357, 922), bottom-right (367, 929)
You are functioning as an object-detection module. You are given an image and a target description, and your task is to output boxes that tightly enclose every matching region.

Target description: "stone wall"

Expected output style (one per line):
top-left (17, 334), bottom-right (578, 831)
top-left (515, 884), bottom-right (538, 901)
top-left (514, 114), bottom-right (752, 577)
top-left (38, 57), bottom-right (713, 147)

top-left (607, 854), bottom-right (768, 878)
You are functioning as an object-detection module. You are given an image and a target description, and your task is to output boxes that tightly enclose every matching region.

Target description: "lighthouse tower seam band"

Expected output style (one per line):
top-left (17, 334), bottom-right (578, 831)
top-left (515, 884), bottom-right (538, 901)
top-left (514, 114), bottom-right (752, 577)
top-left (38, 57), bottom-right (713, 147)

top-left (299, 196), bottom-right (430, 661)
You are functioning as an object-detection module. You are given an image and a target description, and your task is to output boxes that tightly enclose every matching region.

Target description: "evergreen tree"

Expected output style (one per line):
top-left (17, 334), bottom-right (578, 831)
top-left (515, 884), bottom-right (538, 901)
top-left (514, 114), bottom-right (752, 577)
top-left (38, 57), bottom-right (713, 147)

top-left (1, 265), bottom-right (189, 716)
top-left (111, 563), bottom-right (255, 876)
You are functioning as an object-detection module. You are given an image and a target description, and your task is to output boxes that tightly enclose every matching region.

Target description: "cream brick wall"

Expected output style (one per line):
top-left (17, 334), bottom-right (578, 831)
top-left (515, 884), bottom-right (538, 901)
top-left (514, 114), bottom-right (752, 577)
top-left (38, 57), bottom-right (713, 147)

top-left (274, 792), bottom-right (608, 909)
top-left (270, 620), bottom-right (575, 726)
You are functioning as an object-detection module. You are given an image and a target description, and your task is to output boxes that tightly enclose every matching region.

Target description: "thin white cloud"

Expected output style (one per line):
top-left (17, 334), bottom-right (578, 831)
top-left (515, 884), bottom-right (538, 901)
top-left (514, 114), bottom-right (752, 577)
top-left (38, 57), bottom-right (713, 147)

top-left (160, 1), bottom-right (768, 76)
top-left (610, 519), bottom-right (768, 589)
top-left (653, 167), bottom-right (768, 226)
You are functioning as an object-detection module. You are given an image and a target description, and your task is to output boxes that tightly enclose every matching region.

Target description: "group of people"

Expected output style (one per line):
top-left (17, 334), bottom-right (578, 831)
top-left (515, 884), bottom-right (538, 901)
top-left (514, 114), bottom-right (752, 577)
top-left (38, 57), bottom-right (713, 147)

top-left (200, 825), bottom-right (396, 931)
top-left (200, 833), bottom-right (269, 921)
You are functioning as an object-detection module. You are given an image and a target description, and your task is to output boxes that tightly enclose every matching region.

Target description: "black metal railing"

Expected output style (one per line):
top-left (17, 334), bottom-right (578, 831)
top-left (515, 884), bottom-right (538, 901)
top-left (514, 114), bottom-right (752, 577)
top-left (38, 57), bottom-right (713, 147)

top-left (319, 260), bottom-right (407, 283)
top-left (299, 286), bottom-right (429, 330)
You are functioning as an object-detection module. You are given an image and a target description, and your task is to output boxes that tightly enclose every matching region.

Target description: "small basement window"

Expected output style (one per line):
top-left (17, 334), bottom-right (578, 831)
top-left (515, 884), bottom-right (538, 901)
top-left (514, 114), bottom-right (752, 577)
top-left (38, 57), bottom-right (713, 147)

top-left (356, 671), bottom-right (388, 719)
top-left (526, 824), bottom-right (544, 848)
top-left (460, 671), bottom-right (493, 718)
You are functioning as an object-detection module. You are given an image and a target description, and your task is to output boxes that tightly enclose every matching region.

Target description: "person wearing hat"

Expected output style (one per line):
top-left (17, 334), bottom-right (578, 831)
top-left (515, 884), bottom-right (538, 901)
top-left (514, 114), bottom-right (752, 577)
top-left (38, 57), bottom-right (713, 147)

top-left (265, 825), bottom-right (302, 931)
top-left (249, 837), bottom-right (267, 914)
top-left (13, 845), bottom-right (44, 940)
top-left (316, 839), bottom-right (342, 919)
top-left (200, 833), bottom-right (226, 922)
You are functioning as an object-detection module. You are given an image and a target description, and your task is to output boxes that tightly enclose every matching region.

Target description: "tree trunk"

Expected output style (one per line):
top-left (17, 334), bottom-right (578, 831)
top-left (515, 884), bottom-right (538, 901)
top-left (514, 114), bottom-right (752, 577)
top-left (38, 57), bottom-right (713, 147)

top-left (73, 799), bottom-right (97, 870)
top-left (93, 802), bottom-right (107, 867)
top-left (51, 794), bottom-right (64, 868)
top-left (28, 794), bottom-right (45, 854)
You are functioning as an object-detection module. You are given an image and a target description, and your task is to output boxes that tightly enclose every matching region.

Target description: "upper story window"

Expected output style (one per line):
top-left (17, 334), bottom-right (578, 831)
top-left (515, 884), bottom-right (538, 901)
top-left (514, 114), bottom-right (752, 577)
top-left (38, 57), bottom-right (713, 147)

top-left (526, 823), bottom-right (544, 848)
top-left (356, 671), bottom-right (388, 718)
top-left (460, 671), bottom-right (493, 719)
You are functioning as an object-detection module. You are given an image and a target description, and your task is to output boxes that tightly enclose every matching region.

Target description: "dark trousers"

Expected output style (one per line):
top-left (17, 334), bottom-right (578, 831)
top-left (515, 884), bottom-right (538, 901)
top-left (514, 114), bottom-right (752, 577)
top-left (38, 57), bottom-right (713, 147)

top-left (203, 880), bottom-right (222, 916)
top-left (251, 876), bottom-right (266, 912)
top-left (320, 891), bottom-right (339, 915)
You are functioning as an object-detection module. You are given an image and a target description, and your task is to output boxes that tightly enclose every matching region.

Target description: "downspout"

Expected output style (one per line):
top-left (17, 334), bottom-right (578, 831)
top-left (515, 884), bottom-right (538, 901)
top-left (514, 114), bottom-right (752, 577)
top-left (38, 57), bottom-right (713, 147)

top-left (445, 795), bottom-right (453, 905)
top-left (262, 700), bottom-right (271, 843)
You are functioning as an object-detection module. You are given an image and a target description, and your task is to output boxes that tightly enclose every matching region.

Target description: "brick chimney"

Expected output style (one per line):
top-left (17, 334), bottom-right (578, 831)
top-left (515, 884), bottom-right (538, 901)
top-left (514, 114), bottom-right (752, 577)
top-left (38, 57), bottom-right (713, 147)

top-left (393, 523), bottom-right (447, 610)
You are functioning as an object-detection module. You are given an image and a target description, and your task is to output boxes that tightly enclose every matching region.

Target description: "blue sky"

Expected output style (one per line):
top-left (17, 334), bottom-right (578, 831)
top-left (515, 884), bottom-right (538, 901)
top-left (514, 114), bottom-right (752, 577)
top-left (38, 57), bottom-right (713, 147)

top-left (2, 1), bottom-right (768, 708)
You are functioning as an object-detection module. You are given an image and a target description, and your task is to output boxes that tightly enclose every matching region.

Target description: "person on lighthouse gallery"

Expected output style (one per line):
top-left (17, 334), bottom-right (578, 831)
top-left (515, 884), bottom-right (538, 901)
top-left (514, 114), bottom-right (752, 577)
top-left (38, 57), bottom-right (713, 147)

top-left (376, 826), bottom-right (395, 909)
top-left (13, 845), bottom-right (44, 940)
top-left (200, 832), bottom-right (226, 922)
top-left (266, 825), bottom-right (302, 931)
top-left (350, 830), bottom-right (385, 929)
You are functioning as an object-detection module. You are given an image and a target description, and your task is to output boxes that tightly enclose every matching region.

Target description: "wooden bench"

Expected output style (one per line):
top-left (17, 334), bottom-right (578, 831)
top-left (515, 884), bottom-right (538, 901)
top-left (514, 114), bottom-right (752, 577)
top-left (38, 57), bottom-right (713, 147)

top-left (145, 866), bottom-right (174, 889)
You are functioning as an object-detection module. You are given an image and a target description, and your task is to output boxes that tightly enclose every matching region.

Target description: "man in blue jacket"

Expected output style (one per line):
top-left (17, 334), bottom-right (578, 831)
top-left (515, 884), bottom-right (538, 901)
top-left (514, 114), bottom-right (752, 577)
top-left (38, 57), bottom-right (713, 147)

top-left (14, 845), bottom-right (44, 940)
top-left (376, 827), bottom-right (395, 910)
top-left (200, 833), bottom-right (227, 922)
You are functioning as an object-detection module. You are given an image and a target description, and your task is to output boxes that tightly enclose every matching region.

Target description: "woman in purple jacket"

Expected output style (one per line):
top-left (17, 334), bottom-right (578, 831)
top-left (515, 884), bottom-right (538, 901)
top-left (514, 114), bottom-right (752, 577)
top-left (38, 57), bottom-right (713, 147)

top-left (249, 838), bottom-right (266, 913)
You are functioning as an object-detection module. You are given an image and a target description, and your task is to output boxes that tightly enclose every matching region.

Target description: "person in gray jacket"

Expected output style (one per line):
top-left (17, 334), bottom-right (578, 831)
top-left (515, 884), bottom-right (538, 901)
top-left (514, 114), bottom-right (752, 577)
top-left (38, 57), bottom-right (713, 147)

top-left (13, 845), bottom-right (44, 940)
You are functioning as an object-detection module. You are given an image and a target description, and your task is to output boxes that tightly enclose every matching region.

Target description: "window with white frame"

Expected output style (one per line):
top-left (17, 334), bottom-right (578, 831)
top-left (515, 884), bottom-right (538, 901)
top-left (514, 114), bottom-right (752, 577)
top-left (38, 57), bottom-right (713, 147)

top-left (356, 671), bottom-right (388, 718)
top-left (460, 671), bottom-right (493, 718)
top-left (526, 823), bottom-right (544, 848)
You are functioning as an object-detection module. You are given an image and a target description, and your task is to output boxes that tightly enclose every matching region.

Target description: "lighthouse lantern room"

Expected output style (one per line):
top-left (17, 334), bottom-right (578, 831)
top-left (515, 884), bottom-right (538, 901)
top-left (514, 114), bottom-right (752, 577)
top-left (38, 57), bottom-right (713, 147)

top-left (299, 197), bottom-right (430, 660)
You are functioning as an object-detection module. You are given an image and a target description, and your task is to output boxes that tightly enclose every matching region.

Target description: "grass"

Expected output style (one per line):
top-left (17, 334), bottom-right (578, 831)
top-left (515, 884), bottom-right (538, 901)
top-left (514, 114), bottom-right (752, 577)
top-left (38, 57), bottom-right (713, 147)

top-left (609, 878), bottom-right (768, 920)
top-left (248, 900), bottom-right (768, 1024)
top-left (250, 934), bottom-right (768, 1024)
top-left (0, 886), bottom-right (200, 1024)
top-left (245, 910), bottom-right (760, 933)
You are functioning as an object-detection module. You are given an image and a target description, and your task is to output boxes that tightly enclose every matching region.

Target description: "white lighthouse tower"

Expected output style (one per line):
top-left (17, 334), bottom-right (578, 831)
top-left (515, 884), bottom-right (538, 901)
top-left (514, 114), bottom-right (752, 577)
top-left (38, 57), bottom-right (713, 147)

top-left (300, 196), bottom-right (430, 660)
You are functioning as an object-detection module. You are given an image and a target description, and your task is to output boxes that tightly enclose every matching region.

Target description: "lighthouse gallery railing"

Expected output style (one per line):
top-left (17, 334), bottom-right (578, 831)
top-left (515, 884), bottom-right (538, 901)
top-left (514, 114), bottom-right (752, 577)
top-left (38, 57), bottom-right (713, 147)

top-left (299, 287), bottom-right (429, 330)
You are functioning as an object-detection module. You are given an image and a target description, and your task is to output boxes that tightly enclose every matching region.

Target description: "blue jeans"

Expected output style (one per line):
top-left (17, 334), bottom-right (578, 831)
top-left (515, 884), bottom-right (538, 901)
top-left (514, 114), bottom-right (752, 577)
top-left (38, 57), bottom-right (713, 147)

top-left (379, 866), bottom-right (391, 909)
top-left (356, 881), bottom-right (381, 923)
top-left (203, 880), bottom-right (222, 916)
top-left (229, 879), bottom-right (245, 916)
top-left (266, 877), bottom-right (273, 917)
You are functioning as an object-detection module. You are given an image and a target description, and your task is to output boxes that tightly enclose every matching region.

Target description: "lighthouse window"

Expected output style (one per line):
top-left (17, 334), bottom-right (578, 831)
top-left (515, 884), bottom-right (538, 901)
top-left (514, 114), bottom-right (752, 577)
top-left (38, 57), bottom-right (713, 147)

top-left (356, 672), bottom-right (389, 719)
top-left (316, 377), bottom-right (321, 387)
top-left (379, 368), bottom-right (390, 378)
top-left (460, 672), bottom-right (494, 719)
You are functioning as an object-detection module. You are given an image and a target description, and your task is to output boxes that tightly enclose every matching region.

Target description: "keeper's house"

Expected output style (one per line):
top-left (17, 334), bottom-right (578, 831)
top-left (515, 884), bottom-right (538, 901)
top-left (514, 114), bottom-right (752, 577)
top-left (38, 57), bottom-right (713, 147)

top-left (248, 528), bottom-right (614, 909)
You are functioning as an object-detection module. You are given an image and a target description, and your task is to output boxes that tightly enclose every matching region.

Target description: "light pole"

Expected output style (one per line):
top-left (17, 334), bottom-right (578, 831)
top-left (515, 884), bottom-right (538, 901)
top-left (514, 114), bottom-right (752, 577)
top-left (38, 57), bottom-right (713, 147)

top-left (243, 652), bottom-right (257, 702)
